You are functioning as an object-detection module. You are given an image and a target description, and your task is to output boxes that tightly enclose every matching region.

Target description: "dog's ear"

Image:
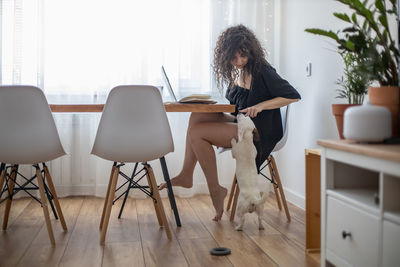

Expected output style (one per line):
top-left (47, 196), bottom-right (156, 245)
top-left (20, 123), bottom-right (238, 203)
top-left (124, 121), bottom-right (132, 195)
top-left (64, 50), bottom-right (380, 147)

top-left (253, 128), bottom-right (260, 141)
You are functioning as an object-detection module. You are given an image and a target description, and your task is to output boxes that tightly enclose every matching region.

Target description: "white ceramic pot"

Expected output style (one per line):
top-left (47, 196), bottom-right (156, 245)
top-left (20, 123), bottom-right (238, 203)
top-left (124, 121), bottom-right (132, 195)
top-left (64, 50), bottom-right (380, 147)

top-left (343, 102), bottom-right (392, 142)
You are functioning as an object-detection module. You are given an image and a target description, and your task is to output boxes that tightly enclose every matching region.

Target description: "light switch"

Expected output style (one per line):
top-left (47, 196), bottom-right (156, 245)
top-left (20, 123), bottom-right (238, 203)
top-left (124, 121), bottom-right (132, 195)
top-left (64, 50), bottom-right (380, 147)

top-left (306, 62), bottom-right (312, 77)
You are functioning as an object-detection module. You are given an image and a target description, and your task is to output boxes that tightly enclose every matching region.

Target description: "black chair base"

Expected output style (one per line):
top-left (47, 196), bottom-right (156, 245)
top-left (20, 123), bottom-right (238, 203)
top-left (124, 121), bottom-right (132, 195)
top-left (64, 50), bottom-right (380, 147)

top-left (113, 156), bottom-right (181, 227)
top-left (0, 163), bottom-right (59, 220)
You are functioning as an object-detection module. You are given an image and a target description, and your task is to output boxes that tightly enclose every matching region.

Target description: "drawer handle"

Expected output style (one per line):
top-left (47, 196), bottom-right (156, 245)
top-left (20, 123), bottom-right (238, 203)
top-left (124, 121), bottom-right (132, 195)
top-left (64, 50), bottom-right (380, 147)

top-left (342, 231), bottom-right (352, 239)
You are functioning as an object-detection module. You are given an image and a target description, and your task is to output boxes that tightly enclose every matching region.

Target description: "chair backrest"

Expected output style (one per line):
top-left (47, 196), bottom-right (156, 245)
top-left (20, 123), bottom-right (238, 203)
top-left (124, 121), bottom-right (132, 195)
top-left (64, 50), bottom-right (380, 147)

top-left (272, 104), bottom-right (290, 152)
top-left (91, 85), bottom-right (174, 163)
top-left (0, 85), bottom-right (66, 164)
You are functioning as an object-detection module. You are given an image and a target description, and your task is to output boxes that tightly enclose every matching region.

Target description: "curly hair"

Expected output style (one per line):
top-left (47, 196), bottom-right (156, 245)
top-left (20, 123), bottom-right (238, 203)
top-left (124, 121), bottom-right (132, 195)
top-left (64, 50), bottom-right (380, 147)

top-left (213, 25), bottom-right (270, 92)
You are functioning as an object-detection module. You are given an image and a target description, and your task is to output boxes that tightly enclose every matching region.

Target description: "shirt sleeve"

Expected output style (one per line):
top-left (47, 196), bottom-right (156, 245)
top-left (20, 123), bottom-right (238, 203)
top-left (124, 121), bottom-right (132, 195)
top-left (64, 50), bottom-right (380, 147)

top-left (262, 66), bottom-right (301, 99)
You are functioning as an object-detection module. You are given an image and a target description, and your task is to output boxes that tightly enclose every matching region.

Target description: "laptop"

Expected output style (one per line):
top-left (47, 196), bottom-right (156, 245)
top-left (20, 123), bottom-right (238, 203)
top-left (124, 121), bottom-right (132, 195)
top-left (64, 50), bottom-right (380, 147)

top-left (161, 66), bottom-right (216, 104)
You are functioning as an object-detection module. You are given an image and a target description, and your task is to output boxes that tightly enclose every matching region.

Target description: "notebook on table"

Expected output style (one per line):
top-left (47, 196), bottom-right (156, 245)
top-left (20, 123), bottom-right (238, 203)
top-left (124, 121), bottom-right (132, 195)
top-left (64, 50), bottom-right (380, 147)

top-left (161, 66), bottom-right (217, 104)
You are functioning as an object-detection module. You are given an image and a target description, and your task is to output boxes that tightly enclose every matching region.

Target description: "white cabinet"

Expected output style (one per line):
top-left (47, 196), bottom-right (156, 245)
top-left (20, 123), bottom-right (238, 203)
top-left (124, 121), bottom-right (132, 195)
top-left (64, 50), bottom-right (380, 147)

top-left (382, 219), bottom-right (400, 267)
top-left (319, 140), bottom-right (400, 267)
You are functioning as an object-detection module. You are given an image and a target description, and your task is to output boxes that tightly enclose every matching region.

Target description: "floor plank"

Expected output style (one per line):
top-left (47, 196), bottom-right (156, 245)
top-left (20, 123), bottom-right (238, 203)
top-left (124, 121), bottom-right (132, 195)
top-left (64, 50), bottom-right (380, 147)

top-left (102, 241), bottom-right (145, 267)
top-left (136, 198), bottom-right (188, 267)
top-left (0, 201), bottom-right (45, 267)
top-left (0, 198), bottom-right (32, 229)
top-left (58, 197), bottom-right (104, 267)
top-left (16, 197), bottom-right (84, 267)
top-left (178, 238), bottom-right (233, 267)
top-left (260, 198), bottom-right (306, 248)
top-left (165, 198), bottom-right (232, 267)
top-left (0, 195), bottom-right (320, 267)
top-left (249, 233), bottom-right (319, 267)
top-left (266, 193), bottom-right (306, 224)
top-left (165, 198), bottom-right (212, 240)
top-left (188, 195), bottom-right (278, 267)
top-left (106, 198), bottom-right (141, 243)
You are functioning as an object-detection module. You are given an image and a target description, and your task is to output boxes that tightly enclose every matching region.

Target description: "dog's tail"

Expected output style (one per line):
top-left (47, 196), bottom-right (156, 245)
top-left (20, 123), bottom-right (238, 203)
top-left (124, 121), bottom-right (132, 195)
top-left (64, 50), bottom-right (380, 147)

top-left (254, 184), bottom-right (270, 206)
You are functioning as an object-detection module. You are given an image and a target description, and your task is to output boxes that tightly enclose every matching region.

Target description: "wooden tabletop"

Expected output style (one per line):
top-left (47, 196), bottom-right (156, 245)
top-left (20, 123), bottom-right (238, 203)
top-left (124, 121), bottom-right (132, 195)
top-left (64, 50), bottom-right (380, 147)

top-left (49, 103), bottom-right (235, 113)
top-left (305, 148), bottom-right (321, 156)
top-left (318, 139), bottom-right (400, 163)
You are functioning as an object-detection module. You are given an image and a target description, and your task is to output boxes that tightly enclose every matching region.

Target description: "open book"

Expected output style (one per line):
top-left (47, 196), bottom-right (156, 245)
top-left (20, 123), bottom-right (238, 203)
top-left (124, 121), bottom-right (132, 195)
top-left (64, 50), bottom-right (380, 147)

top-left (178, 94), bottom-right (217, 104)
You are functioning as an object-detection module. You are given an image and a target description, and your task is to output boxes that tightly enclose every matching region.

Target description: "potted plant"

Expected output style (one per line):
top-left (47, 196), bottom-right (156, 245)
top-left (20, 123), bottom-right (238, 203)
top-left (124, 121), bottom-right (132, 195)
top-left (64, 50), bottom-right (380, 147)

top-left (332, 51), bottom-right (371, 138)
top-left (305, 0), bottom-right (399, 136)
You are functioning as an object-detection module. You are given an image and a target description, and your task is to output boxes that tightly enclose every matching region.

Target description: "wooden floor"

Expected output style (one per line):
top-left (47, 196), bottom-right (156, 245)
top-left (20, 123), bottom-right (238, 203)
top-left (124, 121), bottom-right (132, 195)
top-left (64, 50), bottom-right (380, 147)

top-left (0, 193), bottom-right (320, 267)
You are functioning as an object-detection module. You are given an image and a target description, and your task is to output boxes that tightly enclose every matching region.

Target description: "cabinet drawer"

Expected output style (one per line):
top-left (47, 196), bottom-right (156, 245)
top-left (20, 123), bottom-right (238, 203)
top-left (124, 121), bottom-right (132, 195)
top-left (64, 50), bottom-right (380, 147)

top-left (382, 220), bottom-right (400, 267)
top-left (327, 196), bottom-right (379, 267)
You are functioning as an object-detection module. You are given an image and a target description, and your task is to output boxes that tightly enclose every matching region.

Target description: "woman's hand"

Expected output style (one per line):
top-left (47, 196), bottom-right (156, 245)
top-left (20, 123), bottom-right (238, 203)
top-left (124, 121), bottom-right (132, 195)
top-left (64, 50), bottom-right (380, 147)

top-left (239, 105), bottom-right (262, 118)
top-left (239, 97), bottom-right (299, 117)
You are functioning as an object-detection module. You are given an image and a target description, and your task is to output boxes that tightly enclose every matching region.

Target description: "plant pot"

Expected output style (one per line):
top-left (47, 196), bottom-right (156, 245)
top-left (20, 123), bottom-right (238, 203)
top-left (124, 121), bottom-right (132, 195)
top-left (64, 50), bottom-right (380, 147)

top-left (332, 104), bottom-right (360, 139)
top-left (368, 86), bottom-right (400, 137)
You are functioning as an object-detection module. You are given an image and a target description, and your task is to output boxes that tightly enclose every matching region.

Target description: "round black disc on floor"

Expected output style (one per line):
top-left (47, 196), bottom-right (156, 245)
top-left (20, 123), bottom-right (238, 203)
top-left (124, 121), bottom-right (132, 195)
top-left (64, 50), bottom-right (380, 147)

top-left (210, 247), bottom-right (231, 256)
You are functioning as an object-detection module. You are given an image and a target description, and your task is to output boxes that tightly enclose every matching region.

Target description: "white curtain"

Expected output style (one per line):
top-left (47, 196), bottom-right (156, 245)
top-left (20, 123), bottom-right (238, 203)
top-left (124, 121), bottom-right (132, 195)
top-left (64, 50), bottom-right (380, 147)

top-left (0, 0), bottom-right (275, 198)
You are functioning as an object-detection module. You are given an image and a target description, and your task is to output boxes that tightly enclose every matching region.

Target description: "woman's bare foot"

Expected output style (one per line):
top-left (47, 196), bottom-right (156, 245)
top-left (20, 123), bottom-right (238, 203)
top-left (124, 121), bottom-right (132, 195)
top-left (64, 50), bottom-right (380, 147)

top-left (158, 174), bottom-right (193, 190)
top-left (211, 186), bottom-right (228, 221)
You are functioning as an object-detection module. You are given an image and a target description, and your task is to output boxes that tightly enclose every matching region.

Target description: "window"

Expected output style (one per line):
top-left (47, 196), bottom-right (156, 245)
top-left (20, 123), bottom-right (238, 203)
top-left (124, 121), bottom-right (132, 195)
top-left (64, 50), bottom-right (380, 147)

top-left (1, 0), bottom-right (275, 96)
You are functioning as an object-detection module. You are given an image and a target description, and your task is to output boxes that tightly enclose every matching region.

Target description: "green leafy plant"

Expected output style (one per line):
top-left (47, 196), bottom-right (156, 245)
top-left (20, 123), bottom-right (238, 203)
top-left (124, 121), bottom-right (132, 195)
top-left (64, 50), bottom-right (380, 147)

top-left (336, 51), bottom-right (371, 104)
top-left (305, 0), bottom-right (399, 86)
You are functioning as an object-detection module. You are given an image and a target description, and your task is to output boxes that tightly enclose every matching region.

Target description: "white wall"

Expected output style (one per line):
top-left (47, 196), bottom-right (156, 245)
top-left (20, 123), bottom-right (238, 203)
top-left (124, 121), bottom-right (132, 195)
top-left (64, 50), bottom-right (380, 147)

top-left (273, 0), bottom-right (351, 208)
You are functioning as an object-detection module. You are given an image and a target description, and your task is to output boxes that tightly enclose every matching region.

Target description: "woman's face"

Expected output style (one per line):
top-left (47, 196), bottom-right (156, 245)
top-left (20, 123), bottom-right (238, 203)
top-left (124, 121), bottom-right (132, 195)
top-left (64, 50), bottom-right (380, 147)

top-left (230, 52), bottom-right (248, 69)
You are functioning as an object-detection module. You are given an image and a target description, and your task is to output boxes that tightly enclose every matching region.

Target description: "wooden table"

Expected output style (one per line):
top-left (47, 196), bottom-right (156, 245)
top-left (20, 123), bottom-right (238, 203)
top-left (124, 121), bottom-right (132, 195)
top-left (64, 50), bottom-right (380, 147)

top-left (49, 103), bottom-right (235, 113)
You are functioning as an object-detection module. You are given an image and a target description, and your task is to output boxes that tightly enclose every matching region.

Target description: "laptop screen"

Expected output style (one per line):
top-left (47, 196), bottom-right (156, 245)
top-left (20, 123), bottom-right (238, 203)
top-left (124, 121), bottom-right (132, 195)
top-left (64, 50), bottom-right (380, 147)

top-left (161, 66), bottom-right (177, 102)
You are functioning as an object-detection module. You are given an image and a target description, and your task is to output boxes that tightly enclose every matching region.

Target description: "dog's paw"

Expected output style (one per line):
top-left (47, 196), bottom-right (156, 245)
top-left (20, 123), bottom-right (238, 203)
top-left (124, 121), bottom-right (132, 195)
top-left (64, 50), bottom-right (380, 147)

top-left (235, 225), bottom-right (243, 231)
top-left (231, 138), bottom-right (237, 147)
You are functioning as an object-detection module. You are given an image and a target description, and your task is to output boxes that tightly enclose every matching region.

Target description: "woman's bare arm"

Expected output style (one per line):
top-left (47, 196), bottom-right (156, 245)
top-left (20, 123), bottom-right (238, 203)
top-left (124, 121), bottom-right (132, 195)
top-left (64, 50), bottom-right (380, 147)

top-left (239, 97), bottom-right (299, 117)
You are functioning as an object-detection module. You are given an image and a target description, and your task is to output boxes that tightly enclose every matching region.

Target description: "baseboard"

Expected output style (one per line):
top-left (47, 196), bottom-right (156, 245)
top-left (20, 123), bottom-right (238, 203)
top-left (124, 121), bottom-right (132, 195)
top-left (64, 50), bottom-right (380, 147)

top-left (52, 183), bottom-right (233, 199)
top-left (281, 186), bottom-right (305, 210)
top-left (9, 183), bottom-right (304, 209)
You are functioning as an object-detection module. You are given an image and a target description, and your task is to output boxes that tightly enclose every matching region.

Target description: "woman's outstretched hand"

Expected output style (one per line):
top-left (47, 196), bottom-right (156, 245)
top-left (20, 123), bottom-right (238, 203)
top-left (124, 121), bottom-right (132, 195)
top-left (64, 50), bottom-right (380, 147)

top-left (239, 105), bottom-right (262, 118)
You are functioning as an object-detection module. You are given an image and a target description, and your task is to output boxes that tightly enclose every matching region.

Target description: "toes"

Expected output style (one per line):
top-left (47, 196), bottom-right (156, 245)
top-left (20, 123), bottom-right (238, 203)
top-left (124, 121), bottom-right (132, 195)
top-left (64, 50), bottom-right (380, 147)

top-left (212, 214), bottom-right (222, 222)
top-left (158, 183), bottom-right (166, 190)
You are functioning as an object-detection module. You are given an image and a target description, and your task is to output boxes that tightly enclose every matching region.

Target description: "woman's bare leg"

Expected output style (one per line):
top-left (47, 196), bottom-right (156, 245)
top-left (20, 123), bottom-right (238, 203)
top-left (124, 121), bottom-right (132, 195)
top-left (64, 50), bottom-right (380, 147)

top-left (159, 112), bottom-right (234, 190)
top-left (188, 121), bottom-right (238, 221)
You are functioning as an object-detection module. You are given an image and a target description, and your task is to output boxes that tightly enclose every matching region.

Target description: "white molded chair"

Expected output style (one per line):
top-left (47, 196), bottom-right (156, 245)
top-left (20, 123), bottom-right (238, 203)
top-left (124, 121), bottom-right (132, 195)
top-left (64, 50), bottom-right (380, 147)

top-left (224, 104), bottom-right (292, 222)
top-left (92, 85), bottom-right (180, 244)
top-left (0, 85), bottom-right (67, 246)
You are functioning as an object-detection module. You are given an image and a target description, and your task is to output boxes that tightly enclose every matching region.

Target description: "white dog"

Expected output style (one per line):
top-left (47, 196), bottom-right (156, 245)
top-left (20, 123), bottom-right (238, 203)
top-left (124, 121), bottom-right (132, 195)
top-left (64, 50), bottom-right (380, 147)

top-left (231, 114), bottom-right (268, 231)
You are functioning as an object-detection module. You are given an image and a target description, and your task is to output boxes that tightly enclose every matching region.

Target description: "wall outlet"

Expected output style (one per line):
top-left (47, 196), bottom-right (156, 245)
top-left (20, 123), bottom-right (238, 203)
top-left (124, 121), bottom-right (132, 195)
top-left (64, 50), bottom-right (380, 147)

top-left (306, 62), bottom-right (312, 77)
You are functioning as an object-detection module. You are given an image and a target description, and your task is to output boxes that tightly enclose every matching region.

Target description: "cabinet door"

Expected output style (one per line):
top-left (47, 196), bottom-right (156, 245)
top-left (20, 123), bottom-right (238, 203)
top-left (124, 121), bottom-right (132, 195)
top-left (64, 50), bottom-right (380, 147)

top-left (382, 220), bottom-right (400, 267)
top-left (327, 197), bottom-right (379, 267)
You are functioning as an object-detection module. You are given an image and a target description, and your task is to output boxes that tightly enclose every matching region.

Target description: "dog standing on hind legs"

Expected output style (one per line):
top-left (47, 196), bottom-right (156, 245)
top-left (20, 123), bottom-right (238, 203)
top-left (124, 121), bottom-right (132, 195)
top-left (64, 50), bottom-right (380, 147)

top-left (231, 114), bottom-right (269, 231)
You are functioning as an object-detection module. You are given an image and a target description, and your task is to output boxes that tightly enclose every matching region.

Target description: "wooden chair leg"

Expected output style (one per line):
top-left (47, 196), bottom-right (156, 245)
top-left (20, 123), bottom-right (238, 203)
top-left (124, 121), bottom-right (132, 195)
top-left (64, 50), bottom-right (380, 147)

top-left (43, 164), bottom-right (67, 231)
top-left (145, 171), bottom-right (163, 226)
top-left (226, 175), bottom-right (237, 211)
top-left (270, 156), bottom-right (291, 222)
top-left (268, 159), bottom-right (282, 210)
top-left (100, 165), bottom-right (116, 230)
top-left (100, 166), bottom-right (119, 245)
top-left (2, 165), bottom-right (16, 230)
top-left (35, 166), bottom-right (56, 246)
top-left (0, 166), bottom-right (6, 201)
top-left (229, 183), bottom-right (240, 222)
top-left (144, 163), bottom-right (172, 240)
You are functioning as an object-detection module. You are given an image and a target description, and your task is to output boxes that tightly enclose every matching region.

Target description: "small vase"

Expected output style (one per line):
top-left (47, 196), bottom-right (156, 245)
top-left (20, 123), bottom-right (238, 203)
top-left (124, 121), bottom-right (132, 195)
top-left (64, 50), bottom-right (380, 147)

top-left (332, 104), bottom-right (360, 139)
top-left (343, 102), bottom-right (392, 142)
top-left (368, 86), bottom-right (400, 137)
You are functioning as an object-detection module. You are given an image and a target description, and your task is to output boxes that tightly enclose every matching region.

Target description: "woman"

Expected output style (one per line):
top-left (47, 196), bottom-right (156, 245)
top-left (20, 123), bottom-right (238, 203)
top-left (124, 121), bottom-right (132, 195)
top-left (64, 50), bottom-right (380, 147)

top-left (159, 25), bottom-right (301, 221)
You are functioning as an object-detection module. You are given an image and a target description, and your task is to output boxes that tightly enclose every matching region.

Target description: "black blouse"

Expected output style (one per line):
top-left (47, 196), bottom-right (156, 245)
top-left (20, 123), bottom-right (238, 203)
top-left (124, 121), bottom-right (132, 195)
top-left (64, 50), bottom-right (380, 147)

top-left (226, 64), bottom-right (301, 171)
